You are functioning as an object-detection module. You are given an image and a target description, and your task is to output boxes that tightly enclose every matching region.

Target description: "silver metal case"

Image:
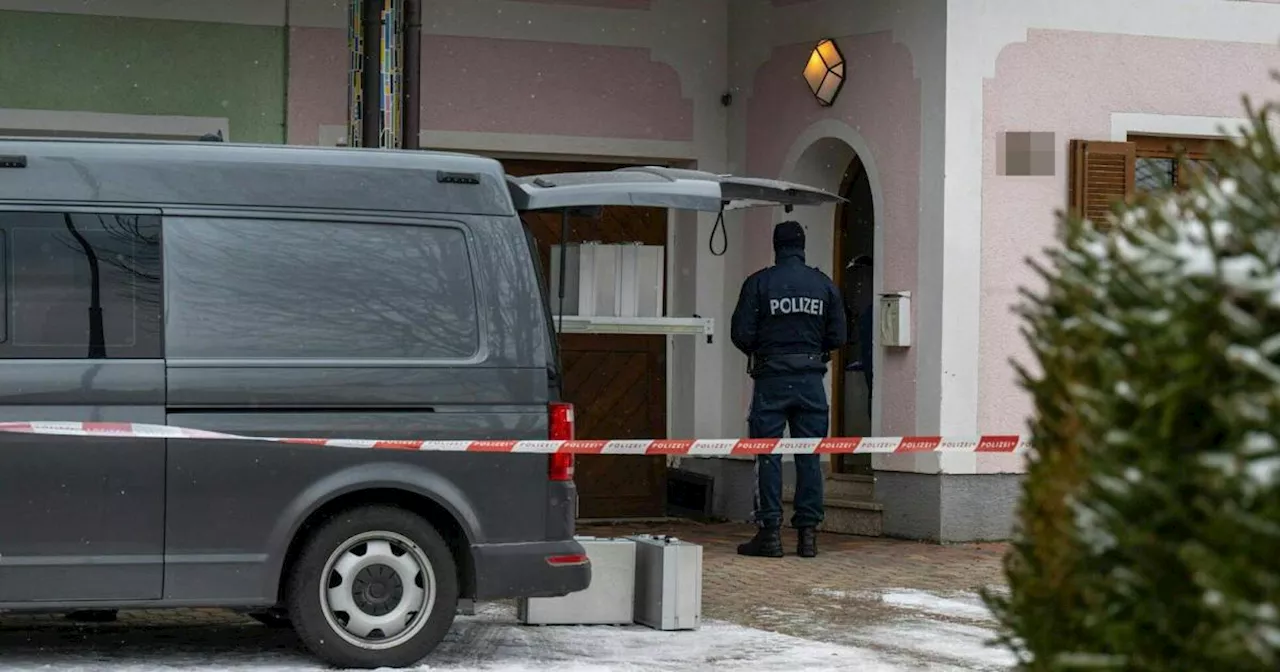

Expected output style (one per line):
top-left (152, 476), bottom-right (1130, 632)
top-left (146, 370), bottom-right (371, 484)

top-left (629, 534), bottom-right (702, 630)
top-left (516, 536), bottom-right (636, 625)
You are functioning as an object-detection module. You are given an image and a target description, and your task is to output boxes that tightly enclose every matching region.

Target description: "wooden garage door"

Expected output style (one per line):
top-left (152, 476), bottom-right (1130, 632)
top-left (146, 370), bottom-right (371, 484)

top-left (560, 334), bottom-right (666, 518)
top-left (505, 159), bottom-right (669, 519)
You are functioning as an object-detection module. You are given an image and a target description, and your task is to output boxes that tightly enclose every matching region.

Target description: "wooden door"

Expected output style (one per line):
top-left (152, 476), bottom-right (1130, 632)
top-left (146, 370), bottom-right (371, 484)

top-left (561, 334), bottom-right (667, 518)
top-left (830, 157), bottom-right (874, 475)
top-left (504, 158), bottom-right (670, 519)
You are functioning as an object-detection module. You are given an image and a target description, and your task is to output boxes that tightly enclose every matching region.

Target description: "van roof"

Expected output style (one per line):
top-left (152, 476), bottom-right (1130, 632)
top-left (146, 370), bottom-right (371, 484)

top-left (0, 137), bottom-right (516, 216)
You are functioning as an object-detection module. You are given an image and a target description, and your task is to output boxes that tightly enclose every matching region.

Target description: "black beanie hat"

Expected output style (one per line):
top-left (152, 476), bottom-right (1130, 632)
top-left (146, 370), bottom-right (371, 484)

top-left (773, 220), bottom-right (805, 250)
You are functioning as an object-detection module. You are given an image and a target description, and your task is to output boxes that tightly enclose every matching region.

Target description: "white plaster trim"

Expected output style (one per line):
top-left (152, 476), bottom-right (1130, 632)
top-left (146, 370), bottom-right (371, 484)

top-left (1110, 113), bottom-right (1253, 141)
top-left (777, 118), bottom-right (886, 440)
top-left (419, 130), bottom-right (697, 162)
top-left (0, 108), bottom-right (230, 140)
top-left (928, 4), bottom-right (983, 444)
top-left (0, 0), bottom-right (286, 26)
top-left (909, 5), bottom-right (947, 439)
top-left (935, 60), bottom-right (983, 439)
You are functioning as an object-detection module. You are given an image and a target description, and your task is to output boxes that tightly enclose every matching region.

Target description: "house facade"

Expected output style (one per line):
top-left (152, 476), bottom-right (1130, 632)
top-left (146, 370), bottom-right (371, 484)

top-left (2, 0), bottom-right (1277, 540)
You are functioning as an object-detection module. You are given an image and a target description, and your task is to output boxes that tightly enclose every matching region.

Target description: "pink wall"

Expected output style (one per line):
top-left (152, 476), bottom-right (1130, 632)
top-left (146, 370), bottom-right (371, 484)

top-left (745, 32), bottom-right (922, 435)
top-left (287, 30), bottom-right (693, 145)
top-left (980, 28), bottom-right (1280, 431)
top-left (287, 27), bottom-right (346, 145)
top-left (422, 36), bottom-right (691, 140)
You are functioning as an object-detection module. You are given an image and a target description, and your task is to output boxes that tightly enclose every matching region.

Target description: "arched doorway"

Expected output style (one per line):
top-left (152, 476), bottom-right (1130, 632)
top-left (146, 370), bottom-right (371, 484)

top-left (776, 120), bottom-right (884, 476)
top-left (831, 156), bottom-right (876, 475)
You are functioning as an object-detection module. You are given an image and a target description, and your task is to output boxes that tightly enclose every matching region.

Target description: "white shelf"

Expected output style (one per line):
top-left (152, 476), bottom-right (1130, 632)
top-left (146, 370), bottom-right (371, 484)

top-left (551, 315), bottom-right (714, 340)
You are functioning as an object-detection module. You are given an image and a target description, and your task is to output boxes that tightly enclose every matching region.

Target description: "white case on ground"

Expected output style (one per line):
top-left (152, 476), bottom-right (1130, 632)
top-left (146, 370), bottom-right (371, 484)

top-left (629, 534), bottom-right (702, 630)
top-left (516, 537), bottom-right (636, 626)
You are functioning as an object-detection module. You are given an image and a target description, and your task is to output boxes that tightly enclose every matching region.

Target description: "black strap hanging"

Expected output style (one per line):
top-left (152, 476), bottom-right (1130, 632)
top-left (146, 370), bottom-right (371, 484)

top-left (556, 207), bottom-right (569, 334)
top-left (708, 205), bottom-right (727, 257)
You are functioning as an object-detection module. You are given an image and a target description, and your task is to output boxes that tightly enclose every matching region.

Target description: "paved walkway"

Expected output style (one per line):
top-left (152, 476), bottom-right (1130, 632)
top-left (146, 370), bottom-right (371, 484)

top-left (0, 522), bottom-right (1014, 670)
top-left (580, 521), bottom-right (1013, 669)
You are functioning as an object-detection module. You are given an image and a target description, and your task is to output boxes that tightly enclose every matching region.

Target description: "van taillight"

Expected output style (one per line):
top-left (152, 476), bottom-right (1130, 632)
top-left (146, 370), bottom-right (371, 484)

top-left (548, 402), bottom-right (575, 481)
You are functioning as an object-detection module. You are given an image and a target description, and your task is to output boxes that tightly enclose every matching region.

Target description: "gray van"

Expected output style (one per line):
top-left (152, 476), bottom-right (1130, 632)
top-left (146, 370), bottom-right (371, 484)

top-left (0, 138), bottom-right (839, 669)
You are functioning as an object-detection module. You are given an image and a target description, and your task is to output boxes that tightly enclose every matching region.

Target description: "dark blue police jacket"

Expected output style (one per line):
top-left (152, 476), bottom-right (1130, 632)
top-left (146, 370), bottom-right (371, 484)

top-left (730, 248), bottom-right (847, 379)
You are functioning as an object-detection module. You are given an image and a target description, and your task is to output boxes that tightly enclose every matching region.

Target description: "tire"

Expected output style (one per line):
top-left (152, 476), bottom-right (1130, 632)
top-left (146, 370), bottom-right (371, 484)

top-left (286, 505), bottom-right (459, 669)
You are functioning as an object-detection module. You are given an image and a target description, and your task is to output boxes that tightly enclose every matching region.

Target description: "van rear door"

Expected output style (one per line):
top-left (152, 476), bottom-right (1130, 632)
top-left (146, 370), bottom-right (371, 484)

top-left (507, 164), bottom-right (842, 430)
top-left (505, 166), bottom-right (844, 213)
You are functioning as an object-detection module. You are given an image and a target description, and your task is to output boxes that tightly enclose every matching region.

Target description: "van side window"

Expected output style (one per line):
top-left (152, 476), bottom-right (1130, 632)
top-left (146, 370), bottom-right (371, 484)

top-left (164, 217), bottom-right (480, 360)
top-left (0, 212), bottom-right (162, 359)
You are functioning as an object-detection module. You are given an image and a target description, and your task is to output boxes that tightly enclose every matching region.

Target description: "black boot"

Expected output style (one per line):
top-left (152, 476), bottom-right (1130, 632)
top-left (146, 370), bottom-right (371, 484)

top-left (737, 525), bottom-right (784, 557)
top-left (797, 527), bottom-right (818, 558)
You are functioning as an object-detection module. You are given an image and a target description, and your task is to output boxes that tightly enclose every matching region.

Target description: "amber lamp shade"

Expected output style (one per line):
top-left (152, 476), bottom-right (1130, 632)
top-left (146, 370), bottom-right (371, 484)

top-left (803, 38), bottom-right (845, 107)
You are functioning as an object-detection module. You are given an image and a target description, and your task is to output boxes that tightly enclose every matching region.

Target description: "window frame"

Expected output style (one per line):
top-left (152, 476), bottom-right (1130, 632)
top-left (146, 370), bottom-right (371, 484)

top-left (160, 212), bottom-right (487, 367)
top-left (1131, 134), bottom-right (1227, 193)
top-left (0, 205), bottom-right (164, 360)
top-left (1069, 133), bottom-right (1232, 222)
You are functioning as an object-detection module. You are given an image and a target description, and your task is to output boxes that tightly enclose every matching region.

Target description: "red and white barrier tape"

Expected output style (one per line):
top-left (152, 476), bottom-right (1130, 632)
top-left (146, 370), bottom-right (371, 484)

top-left (0, 421), bottom-right (1029, 456)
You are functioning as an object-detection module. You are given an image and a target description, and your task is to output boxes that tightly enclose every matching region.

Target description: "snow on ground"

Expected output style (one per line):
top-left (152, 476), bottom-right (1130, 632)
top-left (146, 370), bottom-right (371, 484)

top-left (0, 590), bottom-right (1015, 671)
top-left (855, 589), bottom-right (1015, 670)
top-left (879, 590), bottom-right (994, 620)
top-left (744, 587), bottom-right (1015, 672)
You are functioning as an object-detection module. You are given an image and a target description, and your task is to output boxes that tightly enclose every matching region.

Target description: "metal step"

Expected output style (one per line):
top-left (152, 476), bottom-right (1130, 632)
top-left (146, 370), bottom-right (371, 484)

top-left (782, 497), bottom-right (883, 537)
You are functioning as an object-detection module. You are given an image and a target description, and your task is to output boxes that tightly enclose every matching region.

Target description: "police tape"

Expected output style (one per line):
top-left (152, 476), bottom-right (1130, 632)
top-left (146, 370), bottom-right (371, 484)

top-left (0, 421), bottom-right (1030, 456)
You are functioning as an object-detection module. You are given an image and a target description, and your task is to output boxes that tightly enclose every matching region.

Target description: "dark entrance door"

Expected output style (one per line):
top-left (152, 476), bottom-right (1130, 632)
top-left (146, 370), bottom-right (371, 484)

top-left (504, 159), bottom-right (669, 519)
top-left (831, 157), bottom-right (876, 475)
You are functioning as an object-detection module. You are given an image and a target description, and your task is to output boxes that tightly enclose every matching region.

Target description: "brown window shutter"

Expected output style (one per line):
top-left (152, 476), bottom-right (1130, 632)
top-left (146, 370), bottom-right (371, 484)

top-left (1068, 140), bottom-right (1136, 226)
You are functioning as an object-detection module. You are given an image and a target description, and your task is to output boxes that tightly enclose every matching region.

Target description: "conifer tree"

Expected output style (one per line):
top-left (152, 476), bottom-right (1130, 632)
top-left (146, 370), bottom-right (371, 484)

top-left (985, 86), bottom-right (1280, 671)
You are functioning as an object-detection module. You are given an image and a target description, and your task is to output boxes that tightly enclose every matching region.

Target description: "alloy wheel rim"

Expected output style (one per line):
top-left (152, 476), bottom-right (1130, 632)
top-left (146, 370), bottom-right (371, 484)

top-left (319, 530), bottom-right (436, 650)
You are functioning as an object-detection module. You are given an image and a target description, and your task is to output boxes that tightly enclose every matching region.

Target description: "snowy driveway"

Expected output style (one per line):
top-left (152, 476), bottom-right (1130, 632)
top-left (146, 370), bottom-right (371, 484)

top-left (0, 522), bottom-right (1016, 670)
top-left (0, 593), bottom-right (1014, 671)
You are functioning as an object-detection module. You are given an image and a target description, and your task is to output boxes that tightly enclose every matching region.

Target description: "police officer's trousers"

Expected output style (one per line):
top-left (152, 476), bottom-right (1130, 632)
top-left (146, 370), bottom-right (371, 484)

top-left (748, 373), bottom-right (827, 530)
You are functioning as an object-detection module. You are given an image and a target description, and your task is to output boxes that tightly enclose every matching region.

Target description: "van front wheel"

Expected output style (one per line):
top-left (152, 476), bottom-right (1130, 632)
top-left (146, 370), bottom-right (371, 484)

top-left (286, 506), bottom-right (459, 669)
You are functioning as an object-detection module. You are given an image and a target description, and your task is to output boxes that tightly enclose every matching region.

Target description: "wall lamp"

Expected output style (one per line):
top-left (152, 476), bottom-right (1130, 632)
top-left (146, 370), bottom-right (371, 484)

top-left (803, 38), bottom-right (845, 107)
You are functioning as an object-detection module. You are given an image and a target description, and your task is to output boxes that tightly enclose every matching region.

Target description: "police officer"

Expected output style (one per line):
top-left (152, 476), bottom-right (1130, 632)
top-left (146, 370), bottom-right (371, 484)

top-left (730, 220), bottom-right (847, 558)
